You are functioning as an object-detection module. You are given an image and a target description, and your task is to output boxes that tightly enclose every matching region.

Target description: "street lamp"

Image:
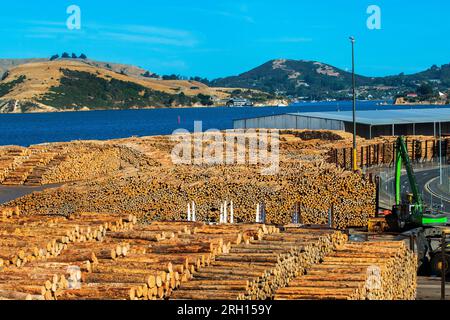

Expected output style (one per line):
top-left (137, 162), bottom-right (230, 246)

top-left (439, 121), bottom-right (443, 185)
top-left (349, 36), bottom-right (358, 171)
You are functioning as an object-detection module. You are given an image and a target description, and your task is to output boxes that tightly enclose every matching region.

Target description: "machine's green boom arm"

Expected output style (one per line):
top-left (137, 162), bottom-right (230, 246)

top-left (395, 136), bottom-right (423, 210)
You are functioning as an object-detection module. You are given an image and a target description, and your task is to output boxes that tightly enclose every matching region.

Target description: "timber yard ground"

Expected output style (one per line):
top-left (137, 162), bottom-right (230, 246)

top-left (0, 185), bottom-right (60, 204)
top-left (0, 130), bottom-right (448, 301)
top-left (417, 277), bottom-right (450, 300)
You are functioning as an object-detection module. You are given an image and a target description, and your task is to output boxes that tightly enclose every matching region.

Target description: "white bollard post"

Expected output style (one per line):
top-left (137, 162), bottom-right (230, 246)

top-left (187, 203), bottom-right (191, 222)
top-left (219, 204), bottom-right (223, 224)
top-left (256, 203), bottom-right (260, 223)
top-left (192, 202), bottom-right (196, 222)
top-left (230, 201), bottom-right (234, 224)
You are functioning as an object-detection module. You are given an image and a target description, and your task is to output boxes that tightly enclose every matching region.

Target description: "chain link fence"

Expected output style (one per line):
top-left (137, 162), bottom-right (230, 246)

top-left (437, 157), bottom-right (450, 196)
top-left (373, 159), bottom-right (449, 212)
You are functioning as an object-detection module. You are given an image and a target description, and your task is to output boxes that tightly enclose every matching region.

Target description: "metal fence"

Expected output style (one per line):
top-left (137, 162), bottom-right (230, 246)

top-left (377, 166), bottom-right (396, 209)
top-left (375, 159), bottom-right (450, 211)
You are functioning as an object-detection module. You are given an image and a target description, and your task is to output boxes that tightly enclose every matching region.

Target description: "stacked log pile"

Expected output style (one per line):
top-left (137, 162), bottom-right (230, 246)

top-left (2, 150), bottom-right (59, 186)
top-left (274, 241), bottom-right (417, 300)
top-left (78, 223), bottom-right (200, 300)
top-left (170, 227), bottom-right (347, 300)
top-left (24, 147), bottom-right (65, 186)
top-left (0, 142), bottom-right (142, 186)
top-left (52, 223), bottom-right (272, 300)
top-left (330, 136), bottom-right (450, 169)
top-left (0, 210), bottom-right (136, 300)
top-left (104, 223), bottom-right (269, 300)
top-left (39, 144), bottom-right (123, 185)
top-left (0, 147), bottom-right (29, 183)
top-left (0, 211), bottom-right (135, 268)
top-left (0, 217), bottom-right (418, 301)
top-left (7, 162), bottom-right (376, 228)
top-left (4, 131), bottom-right (376, 228)
top-left (0, 220), bottom-right (277, 300)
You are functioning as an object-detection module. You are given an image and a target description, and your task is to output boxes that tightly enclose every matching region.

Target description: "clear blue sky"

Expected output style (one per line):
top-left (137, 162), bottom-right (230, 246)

top-left (1, 0), bottom-right (449, 79)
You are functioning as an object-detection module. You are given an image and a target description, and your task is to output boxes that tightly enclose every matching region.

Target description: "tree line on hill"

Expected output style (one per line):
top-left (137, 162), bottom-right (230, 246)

top-left (38, 69), bottom-right (214, 109)
top-left (50, 53), bottom-right (88, 61)
top-left (140, 72), bottom-right (211, 85)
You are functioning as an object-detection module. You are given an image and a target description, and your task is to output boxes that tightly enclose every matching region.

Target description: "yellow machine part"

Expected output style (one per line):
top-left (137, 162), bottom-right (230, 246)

top-left (368, 217), bottom-right (390, 233)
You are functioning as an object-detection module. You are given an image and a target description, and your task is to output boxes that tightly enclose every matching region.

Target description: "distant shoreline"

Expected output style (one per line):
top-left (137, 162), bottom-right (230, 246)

top-left (0, 104), bottom-right (291, 115)
top-left (1, 101), bottom-right (449, 147)
top-left (394, 97), bottom-right (449, 106)
top-left (2, 100), bottom-right (450, 116)
top-left (394, 101), bottom-right (449, 106)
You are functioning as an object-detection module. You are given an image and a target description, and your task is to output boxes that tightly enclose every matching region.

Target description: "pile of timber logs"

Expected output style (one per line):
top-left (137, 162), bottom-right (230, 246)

top-left (1, 149), bottom-right (59, 186)
top-left (0, 206), bottom-right (20, 220)
top-left (39, 144), bottom-right (123, 185)
top-left (0, 211), bottom-right (136, 268)
top-left (0, 142), bottom-right (143, 186)
top-left (170, 227), bottom-right (347, 300)
top-left (0, 261), bottom-right (88, 300)
top-left (0, 217), bottom-right (418, 301)
top-left (274, 240), bottom-right (417, 300)
top-left (52, 222), bottom-right (272, 300)
top-left (7, 161), bottom-right (376, 229)
top-left (2, 131), bottom-right (377, 229)
top-left (0, 212), bottom-right (137, 300)
top-left (330, 136), bottom-right (450, 169)
top-left (0, 147), bottom-right (29, 184)
top-left (126, 223), bottom-right (272, 300)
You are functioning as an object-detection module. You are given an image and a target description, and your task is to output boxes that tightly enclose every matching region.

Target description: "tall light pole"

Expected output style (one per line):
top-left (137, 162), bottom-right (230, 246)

top-left (350, 36), bottom-right (358, 171)
top-left (439, 121), bottom-right (443, 185)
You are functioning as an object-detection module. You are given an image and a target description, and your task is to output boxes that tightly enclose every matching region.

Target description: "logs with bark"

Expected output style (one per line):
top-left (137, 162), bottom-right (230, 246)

top-left (0, 212), bottom-right (136, 270)
top-left (274, 241), bottom-right (417, 300)
top-left (49, 222), bottom-right (275, 300)
top-left (170, 226), bottom-right (347, 300)
top-left (0, 142), bottom-right (144, 186)
top-left (5, 131), bottom-right (378, 229)
top-left (7, 161), bottom-right (376, 229)
top-left (111, 223), bottom-right (274, 300)
top-left (330, 136), bottom-right (450, 169)
top-left (0, 218), bottom-right (418, 301)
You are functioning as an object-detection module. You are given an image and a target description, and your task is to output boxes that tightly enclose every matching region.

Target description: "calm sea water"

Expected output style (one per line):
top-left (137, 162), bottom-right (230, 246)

top-left (0, 101), bottom-right (448, 146)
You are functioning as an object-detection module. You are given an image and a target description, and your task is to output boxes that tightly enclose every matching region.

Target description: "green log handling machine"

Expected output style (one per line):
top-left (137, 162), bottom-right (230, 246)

top-left (385, 136), bottom-right (449, 276)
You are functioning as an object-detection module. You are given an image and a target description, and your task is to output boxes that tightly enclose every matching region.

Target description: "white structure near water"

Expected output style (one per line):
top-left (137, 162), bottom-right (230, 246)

top-left (233, 108), bottom-right (450, 139)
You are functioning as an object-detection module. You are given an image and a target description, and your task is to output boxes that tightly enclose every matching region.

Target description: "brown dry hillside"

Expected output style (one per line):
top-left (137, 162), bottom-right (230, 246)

top-left (0, 60), bottom-right (240, 113)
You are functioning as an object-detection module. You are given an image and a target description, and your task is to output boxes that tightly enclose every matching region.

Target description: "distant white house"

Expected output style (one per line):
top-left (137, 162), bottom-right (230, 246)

top-left (226, 98), bottom-right (253, 107)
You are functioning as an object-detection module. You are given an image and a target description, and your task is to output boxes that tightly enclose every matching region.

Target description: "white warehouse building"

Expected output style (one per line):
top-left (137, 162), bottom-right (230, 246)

top-left (233, 108), bottom-right (450, 139)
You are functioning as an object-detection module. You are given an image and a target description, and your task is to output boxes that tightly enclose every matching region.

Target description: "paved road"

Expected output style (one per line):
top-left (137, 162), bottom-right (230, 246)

top-left (411, 168), bottom-right (450, 213)
top-left (417, 277), bottom-right (450, 300)
top-left (0, 185), bottom-right (60, 205)
top-left (379, 166), bottom-right (450, 214)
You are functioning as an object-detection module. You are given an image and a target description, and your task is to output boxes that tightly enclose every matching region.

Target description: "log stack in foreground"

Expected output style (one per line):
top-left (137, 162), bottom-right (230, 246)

top-left (7, 220), bottom-right (271, 300)
top-left (105, 223), bottom-right (275, 300)
top-left (170, 227), bottom-right (347, 300)
top-left (0, 216), bottom-right (418, 301)
top-left (274, 241), bottom-right (417, 300)
top-left (0, 211), bottom-right (137, 300)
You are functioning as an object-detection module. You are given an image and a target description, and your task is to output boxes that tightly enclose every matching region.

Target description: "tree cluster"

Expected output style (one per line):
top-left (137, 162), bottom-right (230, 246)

top-left (50, 53), bottom-right (88, 61)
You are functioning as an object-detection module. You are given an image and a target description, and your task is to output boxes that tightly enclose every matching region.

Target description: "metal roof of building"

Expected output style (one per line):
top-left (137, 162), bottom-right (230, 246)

top-left (287, 108), bottom-right (450, 126)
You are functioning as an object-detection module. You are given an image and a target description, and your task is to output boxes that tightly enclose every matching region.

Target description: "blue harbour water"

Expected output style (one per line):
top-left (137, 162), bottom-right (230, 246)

top-left (0, 101), bottom-right (448, 146)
